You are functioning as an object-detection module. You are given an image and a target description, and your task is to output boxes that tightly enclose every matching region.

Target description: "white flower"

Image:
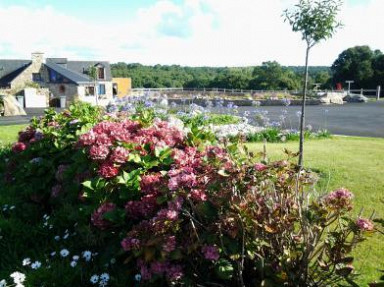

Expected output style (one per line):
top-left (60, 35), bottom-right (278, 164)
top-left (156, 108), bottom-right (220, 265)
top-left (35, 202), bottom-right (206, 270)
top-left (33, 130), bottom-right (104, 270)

top-left (22, 258), bottom-right (31, 266)
top-left (50, 251), bottom-right (56, 257)
top-left (90, 275), bottom-right (99, 284)
top-left (10, 206), bottom-right (15, 210)
top-left (82, 250), bottom-right (92, 262)
top-left (54, 236), bottom-right (60, 241)
top-left (72, 255), bottom-right (79, 261)
top-left (99, 273), bottom-right (110, 282)
top-left (63, 233), bottom-right (69, 240)
top-left (70, 261), bottom-right (77, 268)
top-left (31, 261), bottom-right (41, 270)
top-left (134, 274), bottom-right (142, 281)
top-left (10, 272), bottom-right (25, 284)
top-left (60, 249), bottom-right (69, 257)
top-left (0, 279), bottom-right (6, 287)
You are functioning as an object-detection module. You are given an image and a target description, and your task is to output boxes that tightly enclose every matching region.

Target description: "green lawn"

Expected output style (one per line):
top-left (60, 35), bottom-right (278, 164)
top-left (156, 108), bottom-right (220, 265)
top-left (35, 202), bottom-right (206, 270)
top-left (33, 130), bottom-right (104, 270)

top-left (0, 125), bottom-right (383, 284)
top-left (0, 124), bottom-right (27, 146)
top-left (247, 137), bottom-right (384, 285)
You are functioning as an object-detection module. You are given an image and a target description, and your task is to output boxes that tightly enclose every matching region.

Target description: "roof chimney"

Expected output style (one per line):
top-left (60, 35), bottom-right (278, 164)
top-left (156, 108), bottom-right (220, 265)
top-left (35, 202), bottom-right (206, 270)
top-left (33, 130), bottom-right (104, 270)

top-left (31, 52), bottom-right (44, 64)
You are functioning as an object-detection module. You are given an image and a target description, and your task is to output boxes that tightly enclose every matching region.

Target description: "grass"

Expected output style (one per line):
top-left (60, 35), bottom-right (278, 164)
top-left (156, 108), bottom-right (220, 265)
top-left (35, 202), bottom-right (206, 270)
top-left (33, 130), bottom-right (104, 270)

top-left (247, 137), bottom-right (384, 285)
top-left (0, 124), bottom-right (27, 146)
top-left (0, 125), bottom-right (383, 284)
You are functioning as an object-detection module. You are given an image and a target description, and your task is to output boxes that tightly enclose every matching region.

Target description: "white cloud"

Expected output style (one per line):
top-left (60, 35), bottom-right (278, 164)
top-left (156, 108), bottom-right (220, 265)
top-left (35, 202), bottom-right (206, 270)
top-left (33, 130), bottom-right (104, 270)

top-left (0, 0), bottom-right (383, 66)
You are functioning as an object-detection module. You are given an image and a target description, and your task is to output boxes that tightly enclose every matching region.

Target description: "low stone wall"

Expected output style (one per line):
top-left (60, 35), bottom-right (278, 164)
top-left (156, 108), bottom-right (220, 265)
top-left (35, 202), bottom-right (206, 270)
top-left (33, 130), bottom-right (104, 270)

top-left (168, 98), bottom-right (321, 107)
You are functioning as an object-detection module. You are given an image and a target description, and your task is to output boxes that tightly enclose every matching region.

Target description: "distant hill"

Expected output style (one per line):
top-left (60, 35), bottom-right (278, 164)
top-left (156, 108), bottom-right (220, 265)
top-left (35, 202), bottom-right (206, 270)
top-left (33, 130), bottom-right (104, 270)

top-left (111, 63), bottom-right (331, 89)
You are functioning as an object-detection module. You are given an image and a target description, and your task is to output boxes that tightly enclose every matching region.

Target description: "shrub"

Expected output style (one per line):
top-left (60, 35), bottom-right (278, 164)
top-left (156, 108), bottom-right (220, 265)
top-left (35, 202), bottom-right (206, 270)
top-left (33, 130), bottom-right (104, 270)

top-left (0, 102), bottom-right (375, 286)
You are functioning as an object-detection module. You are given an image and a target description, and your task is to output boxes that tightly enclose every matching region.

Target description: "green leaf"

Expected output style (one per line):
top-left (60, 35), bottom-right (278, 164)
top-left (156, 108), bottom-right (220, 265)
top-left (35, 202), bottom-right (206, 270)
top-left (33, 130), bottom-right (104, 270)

top-left (128, 153), bottom-right (141, 163)
top-left (103, 208), bottom-right (126, 224)
top-left (215, 259), bottom-right (233, 280)
top-left (218, 169), bottom-right (230, 177)
top-left (82, 180), bottom-right (94, 191)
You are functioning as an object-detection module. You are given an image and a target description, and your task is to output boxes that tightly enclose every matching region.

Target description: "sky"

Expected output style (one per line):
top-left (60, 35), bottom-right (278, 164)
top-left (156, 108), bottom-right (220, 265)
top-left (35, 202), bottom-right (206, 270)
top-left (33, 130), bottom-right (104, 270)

top-left (0, 0), bottom-right (383, 66)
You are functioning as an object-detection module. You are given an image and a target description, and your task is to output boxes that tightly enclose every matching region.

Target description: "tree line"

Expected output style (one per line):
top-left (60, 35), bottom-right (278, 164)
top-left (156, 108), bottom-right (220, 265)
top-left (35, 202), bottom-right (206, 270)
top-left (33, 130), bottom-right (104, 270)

top-left (111, 46), bottom-right (383, 90)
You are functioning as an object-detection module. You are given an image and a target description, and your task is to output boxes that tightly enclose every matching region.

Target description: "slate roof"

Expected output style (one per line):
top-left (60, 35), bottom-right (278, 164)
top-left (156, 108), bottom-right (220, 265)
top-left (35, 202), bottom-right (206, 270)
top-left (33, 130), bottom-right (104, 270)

top-left (67, 61), bottom-right (112, 81)
top-left (0, 60), bottom-right (31, 87)
top-left (45, 59), bottom-right (92, 84)
top-left (46, 58), bottom-right (112, 82)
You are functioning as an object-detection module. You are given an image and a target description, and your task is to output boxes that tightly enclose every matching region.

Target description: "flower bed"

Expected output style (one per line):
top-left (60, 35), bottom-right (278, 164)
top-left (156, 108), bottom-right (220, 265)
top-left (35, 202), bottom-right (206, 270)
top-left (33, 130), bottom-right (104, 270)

top-left (0, 102), bottom-right (377, 286)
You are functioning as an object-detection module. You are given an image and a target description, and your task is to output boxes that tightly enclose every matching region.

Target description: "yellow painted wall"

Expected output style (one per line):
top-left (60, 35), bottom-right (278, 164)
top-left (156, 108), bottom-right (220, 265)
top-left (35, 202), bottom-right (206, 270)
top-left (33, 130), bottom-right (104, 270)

top-left (112, 78), bottom-right (132, 98)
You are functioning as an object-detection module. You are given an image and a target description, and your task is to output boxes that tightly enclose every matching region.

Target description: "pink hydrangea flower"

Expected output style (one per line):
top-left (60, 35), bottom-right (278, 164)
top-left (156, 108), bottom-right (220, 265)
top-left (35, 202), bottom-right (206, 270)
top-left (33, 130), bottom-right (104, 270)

top-left (254, 163), bottom-right (268, 171)
top-left (189, 189), bottom-right (207, 201)
top-left (110, 146), bottom-right (129, 163)
top-left (201, 245), bottom-right (220, 261)
top-left (91, 202), bottom-right (116, 230)
top-left (94, 133), bottom-right (113, 146)
top-left (165, 264), bottom-right (183, 281)
top-left (162, 236), bottom-right (176, 253)
top-left (137, 261), bottom-right (152, 281)
top-left (140, 173), bottom-right (162, 193)
top-left (121, 237), bottom-right (141, 251)
top-left (125, 193), bottom-right (158, 218)
top-left (325, 188), bottom-right (354, 210)
top-left (18, 127), bottom-right (35, 142)
top-left (151, 261), bottom-right (167, 274)
top-left (98, 162), bottom-right (119, 178)
top-left (89, 145), bottom-right (110, 161)
top-left (78, 131), bottom-right (96, 146)
top-left (51, 184), bottom-right (62, 198)
top-left (356, 218), bottom-right (374, 231)
top-left (156, 208), bottom-right (179, 221)
top-left (12, 142), bottom-right (27, 153)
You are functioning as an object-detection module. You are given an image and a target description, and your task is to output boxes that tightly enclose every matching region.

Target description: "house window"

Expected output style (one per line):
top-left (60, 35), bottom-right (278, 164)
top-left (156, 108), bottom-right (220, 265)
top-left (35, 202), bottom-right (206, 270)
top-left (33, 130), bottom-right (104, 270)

top-left (49, 69), bottom-right (57, 82)
top-left (86, 86), bottom-right (95, 96)
top-left (32, 73), bottom-right (41, 82)
top-left (98, 84), bottom-right (106, 95)
top-left (59, 85), bottom-right (66, 93)
top-left (98, 67), bottom-right (105, 80)
top-left (49, 69), bottom-right (65, 83)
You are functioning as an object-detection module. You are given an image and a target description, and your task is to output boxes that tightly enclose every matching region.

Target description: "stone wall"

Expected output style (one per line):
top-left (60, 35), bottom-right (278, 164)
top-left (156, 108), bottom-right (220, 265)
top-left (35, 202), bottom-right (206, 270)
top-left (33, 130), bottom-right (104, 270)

top-left (46, 83), bottom-right (79, 104)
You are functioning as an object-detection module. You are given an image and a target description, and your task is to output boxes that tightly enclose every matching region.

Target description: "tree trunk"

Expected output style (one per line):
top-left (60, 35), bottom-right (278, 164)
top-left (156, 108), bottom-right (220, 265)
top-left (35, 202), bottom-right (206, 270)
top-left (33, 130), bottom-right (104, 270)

top-left (298, 45), bottom-right (310, 168)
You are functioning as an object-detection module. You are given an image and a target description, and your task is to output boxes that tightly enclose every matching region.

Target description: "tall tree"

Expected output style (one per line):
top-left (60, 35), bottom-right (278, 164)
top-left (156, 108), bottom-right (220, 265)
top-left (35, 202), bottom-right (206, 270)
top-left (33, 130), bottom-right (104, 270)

top-left (331, 46), bottom-right (380, 88)
top-left (284, 0), bottom-right (343, 168)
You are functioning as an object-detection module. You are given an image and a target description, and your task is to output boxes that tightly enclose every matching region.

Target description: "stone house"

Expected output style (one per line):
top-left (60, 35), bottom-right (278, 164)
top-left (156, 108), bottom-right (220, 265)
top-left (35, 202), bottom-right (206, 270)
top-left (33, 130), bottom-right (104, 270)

top-left (0, 52), bottom-right (113, 106)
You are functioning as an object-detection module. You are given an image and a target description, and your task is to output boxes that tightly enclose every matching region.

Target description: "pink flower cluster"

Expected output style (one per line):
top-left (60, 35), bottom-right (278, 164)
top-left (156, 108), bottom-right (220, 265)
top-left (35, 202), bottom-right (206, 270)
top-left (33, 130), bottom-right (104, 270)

top-left (138, 260), bottom-right (183, 281)
top-left (91, 202), bottom-right (116, 230)
top-left (12, 142), bottom-right (27, 153)
top-left (78, 120), bottom-right (185, 178)
top-left (201, 245), bottom-right (220, 261)
top-left (80, 119), bottom-right (239, 283)
top-left (12, 127), bottom-right (44, 153)
top-left (325, 188), bottom-right (354, 210)
top-left (254, 163), bottom-right (268, 171)
top-left (356, 218), bottom-right (374, 231)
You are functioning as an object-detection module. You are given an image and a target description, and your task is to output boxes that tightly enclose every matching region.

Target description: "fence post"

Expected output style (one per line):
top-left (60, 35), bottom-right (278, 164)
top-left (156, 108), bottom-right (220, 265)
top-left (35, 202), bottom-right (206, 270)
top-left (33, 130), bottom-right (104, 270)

top-left (377, 86), bottom-right (381, 100)
top-left (360, 88), bottom-right (363, 95)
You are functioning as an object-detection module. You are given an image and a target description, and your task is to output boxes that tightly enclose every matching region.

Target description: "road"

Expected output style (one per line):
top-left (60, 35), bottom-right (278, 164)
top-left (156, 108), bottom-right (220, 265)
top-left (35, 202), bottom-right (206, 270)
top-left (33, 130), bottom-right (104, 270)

top-left (0, 102), bottom-right (383, 137)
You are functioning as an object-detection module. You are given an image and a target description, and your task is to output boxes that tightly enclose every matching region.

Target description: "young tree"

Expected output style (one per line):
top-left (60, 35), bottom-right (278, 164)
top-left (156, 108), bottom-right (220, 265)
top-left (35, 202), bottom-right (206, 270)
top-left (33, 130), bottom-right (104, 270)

top-left (284, 0), bottom-right (343, 168)
top-left (88, 65), bottom-right (99, 105)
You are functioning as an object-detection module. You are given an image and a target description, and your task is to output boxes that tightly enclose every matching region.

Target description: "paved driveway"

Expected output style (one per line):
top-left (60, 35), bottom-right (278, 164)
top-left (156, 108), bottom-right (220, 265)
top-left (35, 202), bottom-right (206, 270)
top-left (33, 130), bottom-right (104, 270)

top-left (214, 101), bottom-right (384, 137)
